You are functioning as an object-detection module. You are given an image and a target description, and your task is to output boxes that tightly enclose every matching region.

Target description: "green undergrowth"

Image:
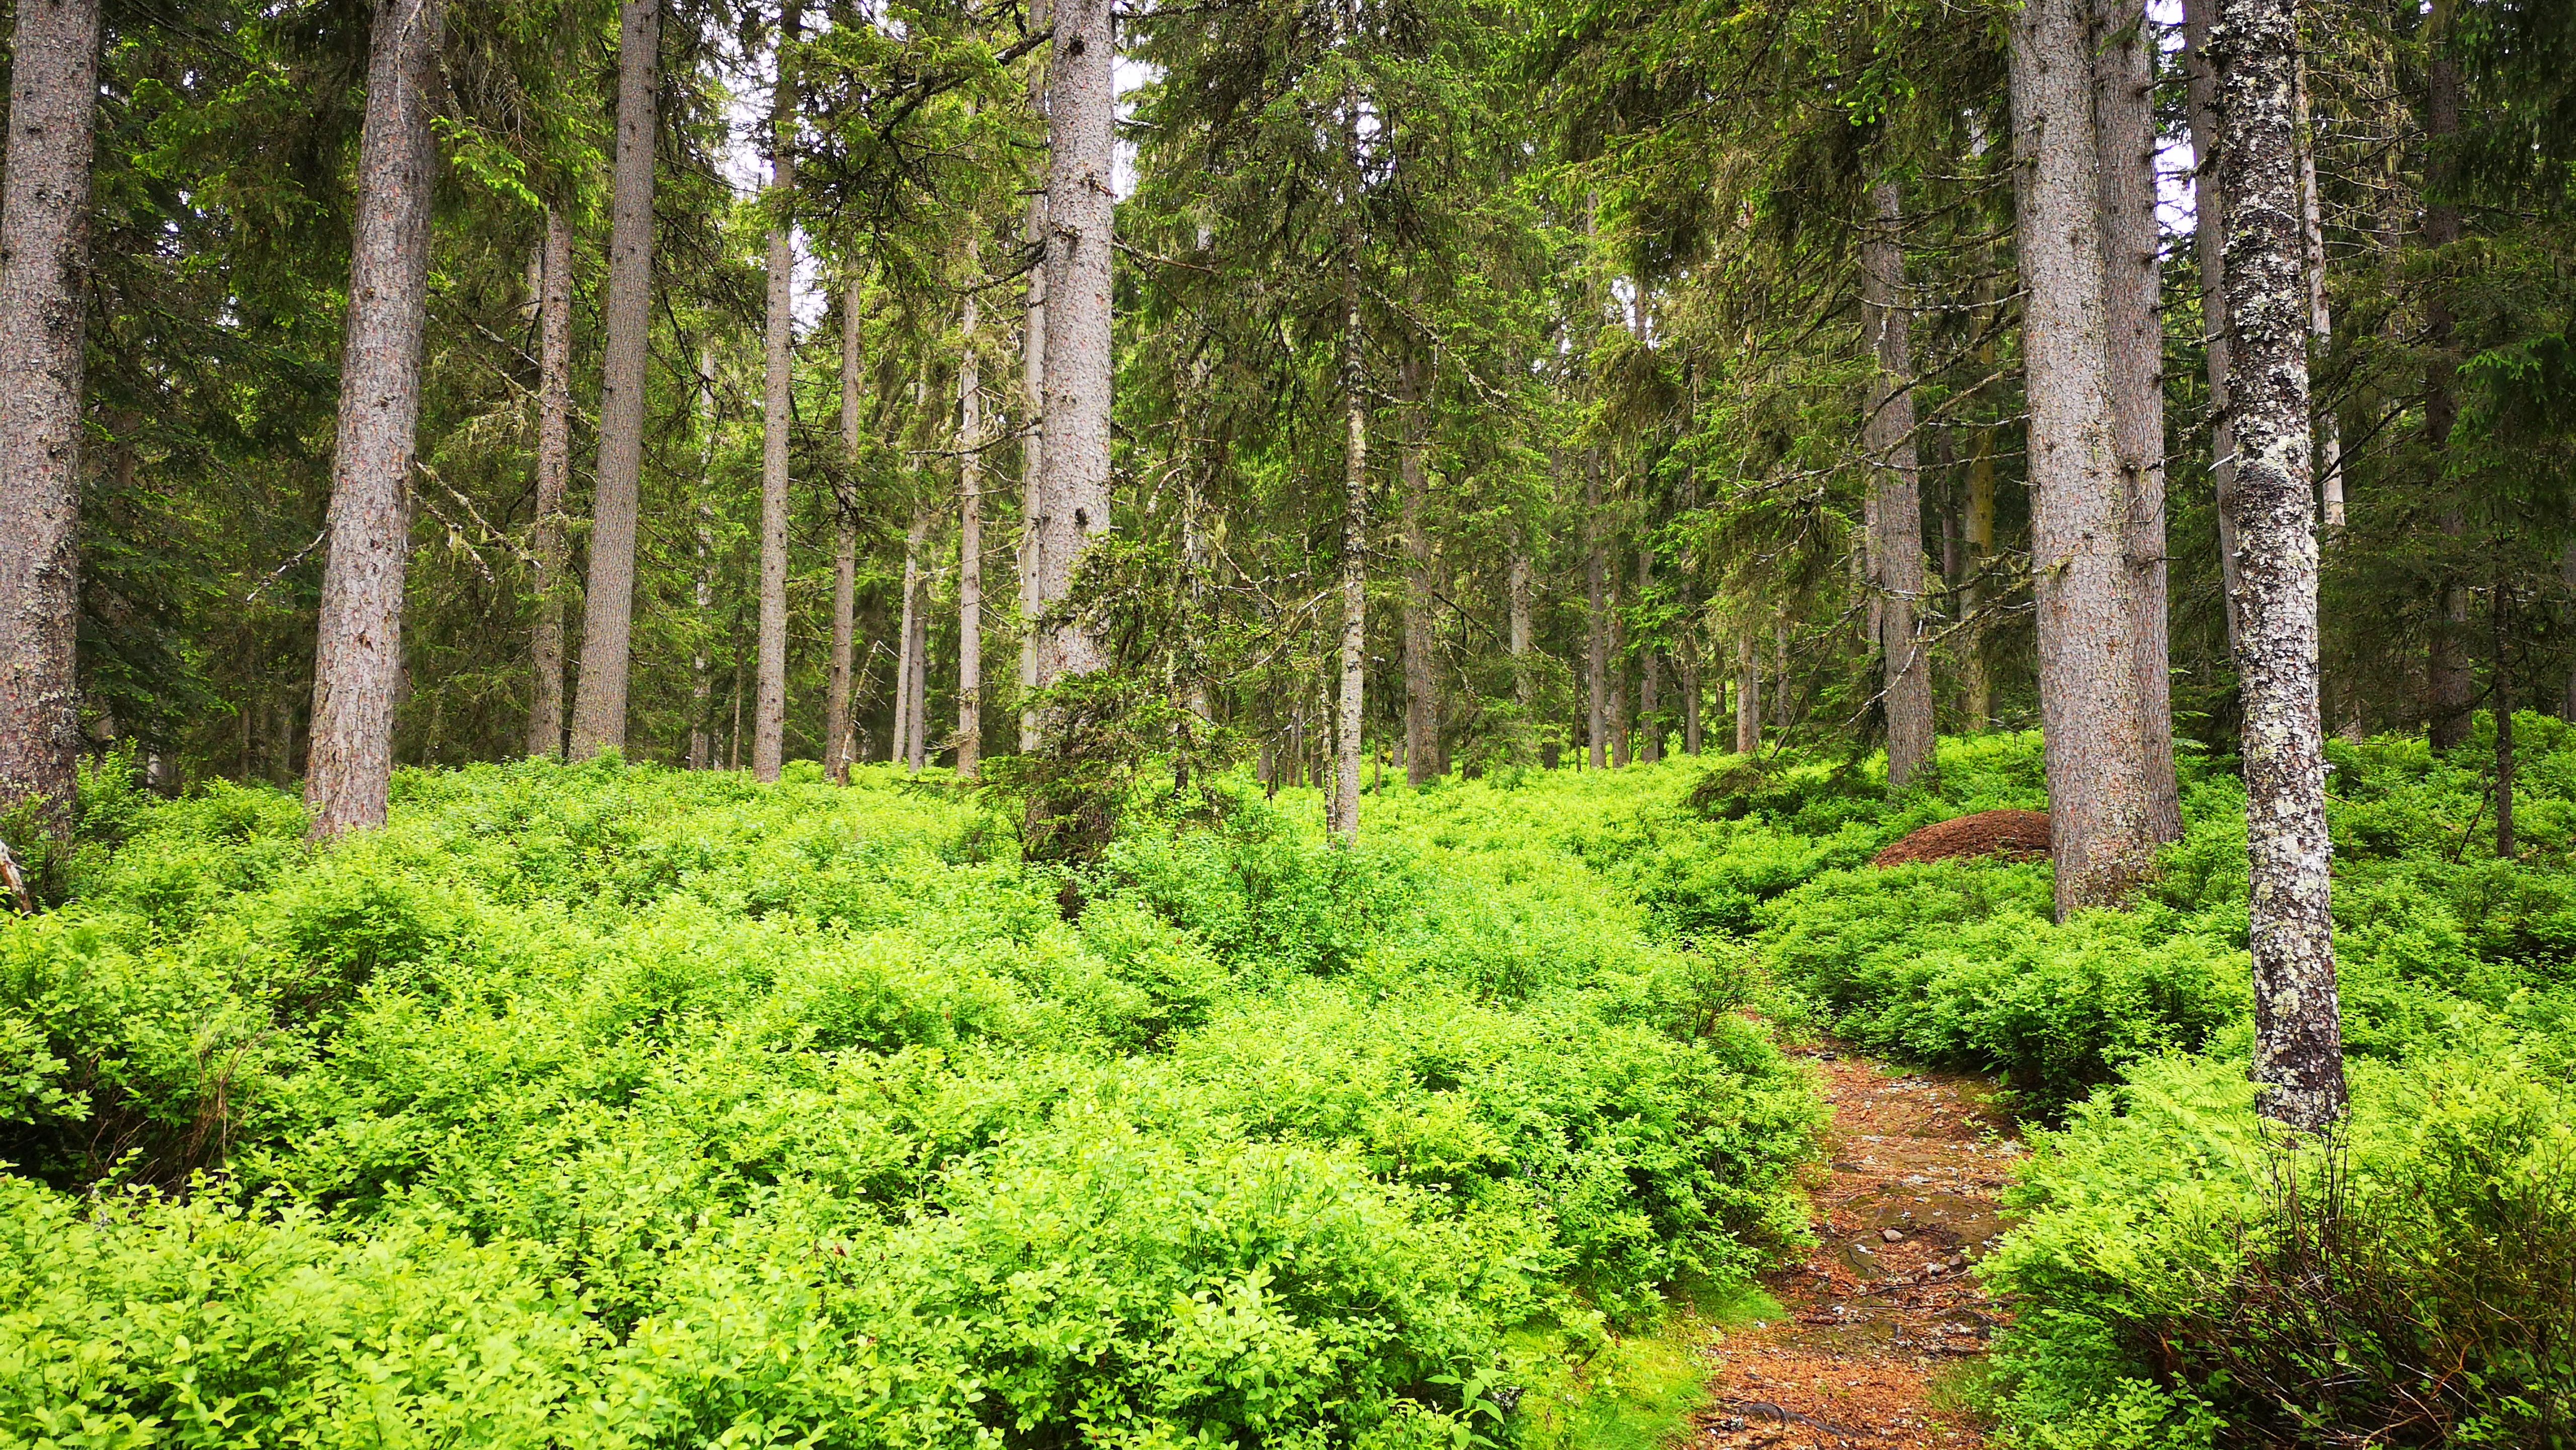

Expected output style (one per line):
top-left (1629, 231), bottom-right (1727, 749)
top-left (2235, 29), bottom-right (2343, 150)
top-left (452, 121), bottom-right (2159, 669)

top-left (1507, 1282), bottom-right (1779, 1450)
top-left (1528, 719), bottom-right (2576, 1447)
top-left (1, 753), bottom-right (1821, 1449)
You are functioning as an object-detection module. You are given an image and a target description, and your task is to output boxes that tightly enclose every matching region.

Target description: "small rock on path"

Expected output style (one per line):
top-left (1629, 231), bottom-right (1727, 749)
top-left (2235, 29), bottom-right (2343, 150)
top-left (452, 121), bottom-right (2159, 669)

top-left (1692, 1044), bottom-right (2020, 1448)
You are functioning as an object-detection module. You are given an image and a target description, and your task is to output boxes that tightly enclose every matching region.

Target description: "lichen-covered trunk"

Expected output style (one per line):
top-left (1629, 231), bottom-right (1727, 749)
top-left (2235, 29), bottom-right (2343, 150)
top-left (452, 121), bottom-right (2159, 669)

top-left (1034, 0), bottom-right (1112, 687)
top-left (2422, 16), bottom-right (2473, 752)
top-left (527, 207), bottom-right (574, 761)
top-left (1735, 633), bottom-right (1760, 755)
top-left (1679, 629), bottom-right (1702, 755)
top-left (1861, 182), bottom-right (1934, 786)
top-left (2011, 0), bottom-right (2159, 915)
top-left (570, 0), bottom-right (660, 757)
top-left (1509, 548), bottom-right (1533, 707)
top-left (892, 512), bottom-right (925, 767)
top-left (2093, 0), bottom-right (2181, 844)
top-left (2293, 61), bottom-right (2343, 533)
top-left (1585, 462), bottom-right (1607, 769)
top-left (2214, 0), bottom-right (2348, 1131)
top-left (1399, 351), bottom-right (1435, 786)
top-left (1635, 546), bottom-right (1660, 765)
top-left (825, 282), bottom-right (864, 782)
top-left (305, 0), bottom-right (441, 838)
top-left (0, 0), bottom-right (103, 834)
top-left (689, 348), bottom-right (716, 770)
top-left (1330, 250), bottom-right (1366, 842)
top-left (753, 8), bottom-right (799, 785)
top-left (957, 274), bottom-right (984, 782)
top-left (2182, 0), bottom-right (2246, 659)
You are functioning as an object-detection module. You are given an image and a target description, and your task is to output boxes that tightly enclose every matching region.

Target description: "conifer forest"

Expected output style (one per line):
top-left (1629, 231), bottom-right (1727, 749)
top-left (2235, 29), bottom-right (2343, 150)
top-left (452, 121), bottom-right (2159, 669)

top-left (3, 0), bottom-right (2575, 1441)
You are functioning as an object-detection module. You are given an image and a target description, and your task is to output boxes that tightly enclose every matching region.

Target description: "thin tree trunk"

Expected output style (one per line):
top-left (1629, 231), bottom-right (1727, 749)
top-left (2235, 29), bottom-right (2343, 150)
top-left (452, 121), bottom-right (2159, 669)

top-left (2215, 0), bottom-right (2348, 1131)
top-left (305, 0), bottom-right (441, 838)
top-left (1680, 630), bottom-right (1702, 755)
top-left (2183, 0), bottom-right (2246, 658)
top-left (907, 572), bottom-right (930, 770)
top-left (569, 0), bottom-right (660, 757)
top-left (1034, 0), bottom-right (1112, 688)
top-left (1636, 545), bottom-right (1660, 764)
top-left (1609, 599), bottom-right (1629, 768)
top-left (2494, 589), bottom-right (2515, 858)
top-left (893, 510), bottom-right (924, 766)
top-left (752, 3), bottom-right (799, 784)
top-left (2423, 4), bottom-right (2473, 752)
top-left (1585, 461), bottom-right (1607, 768)
top-left (957, 250), bottom-right (984, 781)
top-left (1399, 350), bottom-right (1435, 785)
top-left (2295, 58), bottom-right (2344, 533)
top-left (1862, 181), bottom-right (1935, 786)
top-left (1331, 239), bottom-right (1366, 841)
top-left (2095, 0), bottom-right (2181, 844)
top-left (527, 207), bottom-right (575, 760)
top-left (0, 0), bottom-right (104, 833)
top-left (2012, 0), bottom-right (2159, 914)
top-left (689, 345), bottom-right (717, 770)
top-left (1735, 633), bottom-right (1759, 755)
top-left (729, 649), bottom-right (744, 770)
top-left (825, 279), bottom-right (863, 782)
top-left (1017, 0), bottom-right (1050, 753)
top-left (1509, 546), bottom-right (1533, 706)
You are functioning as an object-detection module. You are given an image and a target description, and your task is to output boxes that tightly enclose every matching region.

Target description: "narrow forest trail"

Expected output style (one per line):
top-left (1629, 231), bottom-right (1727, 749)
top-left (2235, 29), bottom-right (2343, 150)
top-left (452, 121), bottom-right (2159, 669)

top-left (1693, 1044), bottom-right (2023, 1448)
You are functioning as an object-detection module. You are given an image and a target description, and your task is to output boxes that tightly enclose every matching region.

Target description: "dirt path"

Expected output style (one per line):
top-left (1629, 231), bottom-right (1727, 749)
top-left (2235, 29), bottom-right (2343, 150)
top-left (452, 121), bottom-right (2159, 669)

top-left (1693, 1044), bottom-right (2023, 1448)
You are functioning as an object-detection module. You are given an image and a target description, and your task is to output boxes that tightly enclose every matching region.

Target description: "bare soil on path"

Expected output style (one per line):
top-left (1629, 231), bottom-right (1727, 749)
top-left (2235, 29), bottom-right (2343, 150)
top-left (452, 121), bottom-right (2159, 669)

top-left (1693, 1044), bottom-right (2023, 1448)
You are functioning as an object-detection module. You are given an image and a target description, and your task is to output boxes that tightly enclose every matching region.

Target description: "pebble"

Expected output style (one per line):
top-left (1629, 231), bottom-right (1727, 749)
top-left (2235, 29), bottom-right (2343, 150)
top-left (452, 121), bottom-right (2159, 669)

top-left (1881, 1228), bottom-right (1905, 1243)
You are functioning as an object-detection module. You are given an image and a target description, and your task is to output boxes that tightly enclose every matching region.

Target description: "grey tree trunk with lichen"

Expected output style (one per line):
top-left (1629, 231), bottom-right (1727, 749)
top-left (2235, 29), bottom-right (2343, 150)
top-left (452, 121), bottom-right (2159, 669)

top-left (0, 0), bottom-right (103, 836)
top-left (753, 1), bottom-right (799, 785)
top-left (957, 257), bottom-right (984, 781)
top-left (1034, 0), bottom-right (1112, 687)
top-left (1331, 239), bottom-right (1366, 841)
top-left (1860, 182), bottom-right (1933, 787)
top-left (2213, 0), bottom-right (2349, 1131)
top-left (825, 280), bottom-right (864, 782)
top-left (305, 0), bottom-right (442, 838)
top-left (1400, 350), bottom-right (1435, 786)
top-left (2010, 0), bottom-right (2161, 916)
top-left (527, 208), bottom-right (574, 760)
top-left (2183, 0), bottom-right (2246, 658)
top-left (570, 0), bottom-right (660, 757)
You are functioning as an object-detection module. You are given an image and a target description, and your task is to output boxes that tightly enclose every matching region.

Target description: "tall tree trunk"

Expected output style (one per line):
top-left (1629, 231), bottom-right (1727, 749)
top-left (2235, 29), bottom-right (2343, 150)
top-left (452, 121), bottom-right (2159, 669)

top-left (825, 279), bottom-right (863, 782)
top-left (689, 350), bottom-right (716, 771)
top-left (893, 510), bottom-right (925, 766)
top-left (2183, 0), bottom-right (2246, 658)
top-left (2012, 0), bottom-right (2160, 915)
top-left (2494, 588), bottom-right (2515, 858)
top-left (1509, 546), bottom-right (1533, 706)
top-left (1862, 181), bottom-right (1935, 786)
top-left (1034, 0), bottom-right (1112, 688)
top-left (569, 0), bottom-right (660, 757)
top-left (2423, 3), bottom-right (2472, 752)
top-left (1680, 630), bottom-right (1702, 755)
top-left (957, 254), bottom-right (984, 781)
top-left (1735, 633), bottom-right (1760, 755)
top-left (2295, 60), bottom-right (2344, 533)
top-left (1330, 242), bottom-right (1366, 841)
top-left (1399, 350), bottom-right (1435, 785)
top-left (1609, 599), bottom-right (1629, 767)
top-left (752, 3), bottom-right (800, 784)
top-left (1585, 462), bottom-right (1608, 768)
top-left (305, 0), bottom-right (442, 838)
top-left (1017, 0), bottom-right (1050, 753)
top-left (0, 0), bottom-right (104, 834)
top-left (1636, 545), bottom-right (1660, 764)
top-left (2215, 0), bottom-right (2348, 1131)
top-left (527, 206), bottom-right (574, 760)
top-left (2095, 0), bottom-right (2181, 843)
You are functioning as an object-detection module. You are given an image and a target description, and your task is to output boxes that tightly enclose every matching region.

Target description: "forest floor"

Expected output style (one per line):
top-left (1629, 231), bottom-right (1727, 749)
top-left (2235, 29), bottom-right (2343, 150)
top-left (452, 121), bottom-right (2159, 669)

top-left (1690, 1044), bottom-right (2022, 1448)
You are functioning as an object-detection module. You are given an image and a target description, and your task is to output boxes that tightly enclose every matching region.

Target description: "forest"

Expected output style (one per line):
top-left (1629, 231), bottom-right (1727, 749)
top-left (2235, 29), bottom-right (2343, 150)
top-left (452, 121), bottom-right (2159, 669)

top-left (1, 0), bottom-right (2573, 1442)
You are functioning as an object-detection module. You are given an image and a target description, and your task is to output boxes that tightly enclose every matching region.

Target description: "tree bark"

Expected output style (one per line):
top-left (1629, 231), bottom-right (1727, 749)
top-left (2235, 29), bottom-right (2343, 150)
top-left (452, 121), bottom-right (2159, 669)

top-left (1509, 546), bottom-right (1533, 707)
top-left (1636, 545), bottom-right (1660, 764)
top-left (893, 509), bottom-right (925, 767)
top-left (569, 0), bottom-right (660, 757)
top-left (0, 0), bottom-right (104, 834)
top-left (1017, 0), bottom-right (1050, 753)
top-left (957, 251), bottom-right (984, 781)
top-left (825, 280), bottom-right (863, 782)
top-left (305, 0), bottom-right (442, 838)
top-left (690, 348), bottom-right (716, 770)
top-left (2494, 588), bottom-right (2515, 858)
top-left (1399, 350), bottom-right (1435, 785)
top-left (2183, 0), bottom-right (2246, 658)
top-left (2011, 0), bottom-right (2160, 914)
top-left (2214, 0), bottom-right (2348, 1131)
top-left (527, 206), bottom-right (574, 761)
top-left (1735, 632), bottom-right (1760, 755)
top-left (2094, 0), bottom-right (2181, 844)
top-left (2294, 59), bottom-right (2344, 533)
top-left (1034, 0), bottom-right (1112, 687)
top-left (753, 3), bottom-right (799, 785)
top-left (1330, 239), bottom-right (1366, 841)
top-left (2423, 4), bottom-right (2473, 752)
top-left (1861, 181), bottom-right (1935, 786)
top-left (1585, 461), bottom-right (1608, 768)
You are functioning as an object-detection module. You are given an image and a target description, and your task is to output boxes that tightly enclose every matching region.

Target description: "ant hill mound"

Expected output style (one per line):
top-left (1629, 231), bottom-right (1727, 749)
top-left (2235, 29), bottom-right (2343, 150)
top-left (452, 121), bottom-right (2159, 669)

top-left (1873, 808), bottom-right (2052, 868)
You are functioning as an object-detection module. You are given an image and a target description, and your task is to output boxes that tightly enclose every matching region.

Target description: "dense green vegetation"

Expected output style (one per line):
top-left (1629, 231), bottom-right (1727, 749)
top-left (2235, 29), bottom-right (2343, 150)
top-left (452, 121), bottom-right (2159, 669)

top-left (1, 755), bottom-right (1818, 1446)
top-left (13, 722), bottom-right (2576, 1445)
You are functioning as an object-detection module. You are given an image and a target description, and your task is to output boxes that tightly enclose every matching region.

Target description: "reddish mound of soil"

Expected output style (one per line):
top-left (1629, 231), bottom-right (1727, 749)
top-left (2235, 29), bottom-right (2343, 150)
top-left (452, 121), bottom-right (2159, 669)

top-left (1873, 809), bottom-right (2051, 868)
